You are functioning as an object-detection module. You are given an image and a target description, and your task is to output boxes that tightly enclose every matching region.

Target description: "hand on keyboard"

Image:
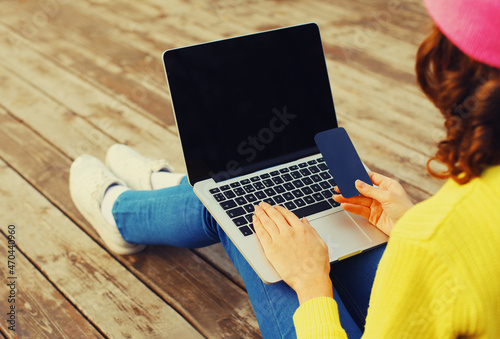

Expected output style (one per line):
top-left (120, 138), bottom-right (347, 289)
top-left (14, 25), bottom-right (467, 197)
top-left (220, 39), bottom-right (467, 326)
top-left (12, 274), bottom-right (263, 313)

top-left (253, 202), bottom-right (333, 304)
top-left (210, 157), bottom-right (341, 237)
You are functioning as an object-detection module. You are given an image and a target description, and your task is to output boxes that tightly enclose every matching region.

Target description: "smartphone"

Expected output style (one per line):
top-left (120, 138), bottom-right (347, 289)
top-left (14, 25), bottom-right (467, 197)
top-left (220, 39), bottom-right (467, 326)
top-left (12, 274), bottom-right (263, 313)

top-left (314, 127), bottom-right (372, 198)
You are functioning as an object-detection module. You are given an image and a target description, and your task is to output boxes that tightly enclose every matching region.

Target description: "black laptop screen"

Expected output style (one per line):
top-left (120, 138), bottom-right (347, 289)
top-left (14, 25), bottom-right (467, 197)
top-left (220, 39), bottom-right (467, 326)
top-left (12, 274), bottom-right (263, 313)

top-left (164, 23), bottom-right (337, 184)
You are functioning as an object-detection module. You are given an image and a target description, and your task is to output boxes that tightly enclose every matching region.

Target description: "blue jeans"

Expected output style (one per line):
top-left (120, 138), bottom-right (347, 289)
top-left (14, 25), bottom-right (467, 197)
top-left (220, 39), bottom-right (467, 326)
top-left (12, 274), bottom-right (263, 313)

top-left (113, 178), bottom-right (385, 338)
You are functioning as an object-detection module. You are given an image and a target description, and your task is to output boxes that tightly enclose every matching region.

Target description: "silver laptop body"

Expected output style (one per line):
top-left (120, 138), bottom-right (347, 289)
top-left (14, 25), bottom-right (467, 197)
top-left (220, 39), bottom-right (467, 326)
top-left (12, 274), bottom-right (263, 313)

top-left (163, 23), bottom-right (388, 284)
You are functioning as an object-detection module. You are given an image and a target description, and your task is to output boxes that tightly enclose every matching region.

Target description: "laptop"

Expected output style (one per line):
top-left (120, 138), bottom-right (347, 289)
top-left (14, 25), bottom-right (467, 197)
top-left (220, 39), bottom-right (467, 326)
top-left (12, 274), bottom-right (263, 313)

top-left (163, 23), bottom-right (388, 284)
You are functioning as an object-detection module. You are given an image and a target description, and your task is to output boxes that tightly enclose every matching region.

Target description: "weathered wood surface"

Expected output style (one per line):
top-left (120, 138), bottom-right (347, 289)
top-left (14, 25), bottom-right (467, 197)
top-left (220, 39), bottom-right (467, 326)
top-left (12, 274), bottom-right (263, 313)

top-left (0, 157), bottom-right (202, 338)
top-left (0, 232), bottom-right (103, 338)
top-left (0, 96), bottom-right (258, 337)
top-left (0, 0), bottom-right (445, 337)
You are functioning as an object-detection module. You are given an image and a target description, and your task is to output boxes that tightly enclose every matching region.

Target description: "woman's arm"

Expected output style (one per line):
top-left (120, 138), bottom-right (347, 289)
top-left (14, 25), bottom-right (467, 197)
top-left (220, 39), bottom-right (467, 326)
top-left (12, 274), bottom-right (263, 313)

top-left (254, 202), bottom-right (457, 338)
top-left (252, 172), bottom-right (419, 338)
top-left (253, 203), bottom-right (333, 304)
top-left (254, 202), bottom-right (346, 338)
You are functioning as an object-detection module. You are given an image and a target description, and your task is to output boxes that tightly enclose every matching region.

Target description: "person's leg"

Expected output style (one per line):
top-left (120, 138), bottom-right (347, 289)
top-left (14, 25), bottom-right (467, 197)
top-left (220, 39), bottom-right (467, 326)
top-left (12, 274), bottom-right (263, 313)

top-left (330, 244), bottom-right (386, 332)
top-left (112, 177), bottom-right (220, 248)
top-left (217, 226), bottom-right (363, 339)
top-left (112, 177), bottom-right (362, 337)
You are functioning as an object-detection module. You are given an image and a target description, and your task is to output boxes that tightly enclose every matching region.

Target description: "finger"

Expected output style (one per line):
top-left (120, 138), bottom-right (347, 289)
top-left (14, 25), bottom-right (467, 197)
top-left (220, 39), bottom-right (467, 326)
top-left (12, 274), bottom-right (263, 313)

top-left (253, 215), bottom-right (272, 244)
top-left (355, 179), bottom-right (390, 203)
top-left (333, 194), bottom-right (372, 207)
top-left (259, 201), bottom-right (290, 228)
top-left (368, 171), bottom-right (409, 197)
top-left (340, 203), bottom-right (371, 220)
top-left (334, 185), bottom-right (377, 207)
top-left (302, 217), bottom-right (325, 244)
top-left (301, 217), bottom-right (311, 226)
top-left (301, 217), bottom-right (315, 231)
top-left (368, 171), bottom-right (394, 188)
top-left (367, 171), bottom-right (382, 184)
top-left (274, 205), bottom-right (305, 228)
top-left (254, 204), bottom-right (280, 237)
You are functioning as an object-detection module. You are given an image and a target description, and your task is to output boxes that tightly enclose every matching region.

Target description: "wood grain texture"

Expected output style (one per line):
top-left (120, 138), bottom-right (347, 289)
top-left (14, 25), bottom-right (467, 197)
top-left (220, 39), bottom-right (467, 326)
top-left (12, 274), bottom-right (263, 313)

top-left (0, 157), bottom-right (202, 338)
top-left (0, 19), bottom-right (245, 287)
top-left (1, 0), bottom-right (443, 200)
top-left (0, 233), bottom-right (103, 339)
top-left (0, 108), bottom-right (259, 338)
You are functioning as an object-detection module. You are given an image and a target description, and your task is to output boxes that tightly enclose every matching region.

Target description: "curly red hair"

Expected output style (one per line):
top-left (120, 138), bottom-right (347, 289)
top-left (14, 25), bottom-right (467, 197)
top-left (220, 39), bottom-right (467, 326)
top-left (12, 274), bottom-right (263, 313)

top-left (416, 25), bottom-right (500, 184)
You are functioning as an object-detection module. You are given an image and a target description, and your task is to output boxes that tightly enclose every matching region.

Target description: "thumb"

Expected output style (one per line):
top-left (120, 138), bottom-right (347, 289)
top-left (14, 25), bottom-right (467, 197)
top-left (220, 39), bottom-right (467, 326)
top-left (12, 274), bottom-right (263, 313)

top-left (355, 179), bottom-right (388, 202)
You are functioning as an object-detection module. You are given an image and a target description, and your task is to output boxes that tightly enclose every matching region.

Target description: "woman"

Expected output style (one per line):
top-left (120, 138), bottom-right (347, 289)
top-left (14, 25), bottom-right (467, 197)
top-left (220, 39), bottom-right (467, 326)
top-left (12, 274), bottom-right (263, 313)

top-left (70, 0), bottom-right (500, 337)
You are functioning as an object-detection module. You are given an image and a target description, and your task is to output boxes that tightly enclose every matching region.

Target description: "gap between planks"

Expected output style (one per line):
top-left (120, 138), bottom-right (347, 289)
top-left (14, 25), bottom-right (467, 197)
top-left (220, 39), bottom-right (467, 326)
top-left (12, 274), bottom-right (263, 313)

top-left (0, 231), bottom-right (105, 338)
top-left (0, 105), bottom-right (260, 338)
top-left (0, 156), bottom-right (203, 338)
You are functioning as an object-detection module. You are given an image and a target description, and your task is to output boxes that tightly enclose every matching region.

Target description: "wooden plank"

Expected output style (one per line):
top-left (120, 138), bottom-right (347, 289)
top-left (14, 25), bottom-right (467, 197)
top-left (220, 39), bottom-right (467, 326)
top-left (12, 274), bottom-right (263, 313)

top-left (195, 245), bottom-right (245, 287)
top-left (0, 156), bottom-right (202, 338)
top-left (0, 25), bottom-right (244, 287)
top-left (1, 1), bottom-right (177, 130)
top-left (60, 0), bottom-right (443, 197)
top-left (0, 0), bottom-right (432, 142)
top-left (0, 26), bottom-right (183, 167)
top-left (1, 2), bottom-right (442, 166)
top-left (0, 43), bottom-right (243, 290)
top-left (0, 65), bottom-right (114, 161)
top-left (0, 233), bottom-right (103, 338)
top-left (0, 108), bottom-right (260, 337)
top-left (1, 0), bottom-right (440, 210)
top-left (224, 0), bottom-right (429, 47)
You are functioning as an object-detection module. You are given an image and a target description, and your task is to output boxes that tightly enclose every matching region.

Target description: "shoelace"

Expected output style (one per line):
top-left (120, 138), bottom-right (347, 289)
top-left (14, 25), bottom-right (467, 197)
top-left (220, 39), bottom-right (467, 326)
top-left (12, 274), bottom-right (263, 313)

top-left (88, 169), bottom-right (115, 202)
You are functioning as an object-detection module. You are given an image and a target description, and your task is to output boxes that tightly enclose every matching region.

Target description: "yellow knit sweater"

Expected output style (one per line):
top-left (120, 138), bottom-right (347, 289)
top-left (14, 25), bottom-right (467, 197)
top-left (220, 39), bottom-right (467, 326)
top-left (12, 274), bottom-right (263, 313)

top-left (293, 165), bottom-right (500, 338)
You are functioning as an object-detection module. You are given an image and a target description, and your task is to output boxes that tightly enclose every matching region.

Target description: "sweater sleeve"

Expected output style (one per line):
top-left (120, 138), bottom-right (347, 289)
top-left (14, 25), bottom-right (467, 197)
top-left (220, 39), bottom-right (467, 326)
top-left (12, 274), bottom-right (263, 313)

top-left (293, 235), bottom-right (460, 338)
top-left (293, 297), bottom-right (347, 339)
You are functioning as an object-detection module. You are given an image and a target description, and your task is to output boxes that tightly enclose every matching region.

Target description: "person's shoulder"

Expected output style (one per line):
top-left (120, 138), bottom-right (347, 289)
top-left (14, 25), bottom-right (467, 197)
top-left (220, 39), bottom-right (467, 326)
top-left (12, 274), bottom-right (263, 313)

top-left (392, 165), bottom-right (500, 242)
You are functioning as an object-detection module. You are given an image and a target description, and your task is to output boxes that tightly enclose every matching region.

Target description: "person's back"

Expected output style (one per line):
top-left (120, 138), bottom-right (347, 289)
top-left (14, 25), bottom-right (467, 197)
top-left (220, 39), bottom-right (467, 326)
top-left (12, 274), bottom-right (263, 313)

top-left (362, 164), bottom-right (500, 337)
top-left (294, 1), bottom-right (500, 335)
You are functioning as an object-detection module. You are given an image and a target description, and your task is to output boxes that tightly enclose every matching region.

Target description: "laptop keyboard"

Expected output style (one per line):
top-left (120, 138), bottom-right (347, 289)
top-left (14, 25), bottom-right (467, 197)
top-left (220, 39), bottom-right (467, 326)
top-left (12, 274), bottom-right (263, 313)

top-left (209, 157), bottom-right (340, 236)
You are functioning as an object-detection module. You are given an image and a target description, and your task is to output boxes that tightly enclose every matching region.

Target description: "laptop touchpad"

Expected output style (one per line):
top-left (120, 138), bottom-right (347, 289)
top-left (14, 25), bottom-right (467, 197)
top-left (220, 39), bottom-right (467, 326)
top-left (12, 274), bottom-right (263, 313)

top-left (310, 211), bottom-right (373, 260)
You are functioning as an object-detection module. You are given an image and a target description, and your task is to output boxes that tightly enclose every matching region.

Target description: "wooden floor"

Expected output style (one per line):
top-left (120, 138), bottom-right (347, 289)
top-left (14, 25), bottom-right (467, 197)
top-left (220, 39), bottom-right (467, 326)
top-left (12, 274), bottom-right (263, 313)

top-left (0, 0), bottom-right (445, 337)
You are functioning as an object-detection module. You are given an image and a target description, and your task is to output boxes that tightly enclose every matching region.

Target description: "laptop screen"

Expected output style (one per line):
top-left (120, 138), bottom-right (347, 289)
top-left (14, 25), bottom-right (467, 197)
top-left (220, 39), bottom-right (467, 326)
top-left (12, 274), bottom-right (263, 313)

top-left (164, 23), bottom-right (337, 184)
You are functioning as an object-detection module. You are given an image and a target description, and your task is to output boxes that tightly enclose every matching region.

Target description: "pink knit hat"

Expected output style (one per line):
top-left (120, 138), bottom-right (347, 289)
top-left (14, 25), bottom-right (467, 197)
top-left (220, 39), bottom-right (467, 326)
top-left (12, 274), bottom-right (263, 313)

top-left (423, 0), bottom-right (500, 69)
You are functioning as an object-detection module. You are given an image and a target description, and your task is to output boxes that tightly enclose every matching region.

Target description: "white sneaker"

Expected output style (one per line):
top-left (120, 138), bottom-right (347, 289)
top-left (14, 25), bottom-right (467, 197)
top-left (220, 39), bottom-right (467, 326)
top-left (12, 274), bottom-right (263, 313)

top-left (69, 155), bottom-right (145, 255)
top-left (105, 144), bottom-right (174, 190)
